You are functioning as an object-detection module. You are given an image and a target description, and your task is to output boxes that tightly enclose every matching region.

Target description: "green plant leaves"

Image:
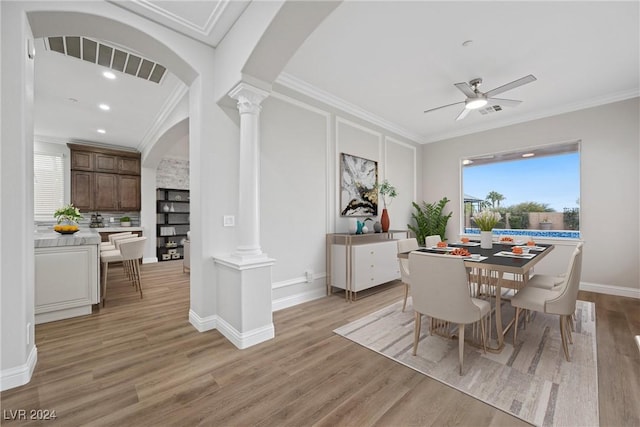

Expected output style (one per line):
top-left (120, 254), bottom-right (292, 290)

top-left (407, 197), bottom-right (452, 244)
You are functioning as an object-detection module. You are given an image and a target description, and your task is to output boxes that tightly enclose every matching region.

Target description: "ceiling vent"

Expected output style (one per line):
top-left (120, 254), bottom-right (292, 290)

top-left (44, 36), bottom-right (167, 84)
top-left (478, 105), bottom-right (503, 115)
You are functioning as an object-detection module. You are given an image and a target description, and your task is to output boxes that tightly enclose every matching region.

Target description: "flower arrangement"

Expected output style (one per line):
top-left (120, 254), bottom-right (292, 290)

top-left (53, 203), bottom-right (83, 224)
top-left (376, 179), bottom-right (398, 209)
top-left (472, 210), bottom-right (502, 231)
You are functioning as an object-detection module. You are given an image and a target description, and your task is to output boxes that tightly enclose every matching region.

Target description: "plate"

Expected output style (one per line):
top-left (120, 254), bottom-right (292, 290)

top-left (175, 195), bottom-right (182, 201)
top-left (56, 230), bottom-right (79, 235)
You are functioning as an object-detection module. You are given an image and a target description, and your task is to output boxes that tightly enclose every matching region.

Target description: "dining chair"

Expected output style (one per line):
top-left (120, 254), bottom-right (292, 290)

top-left (409, 251), bottom-right (490, 375)
top-left (510, 246), bottom-right (583, 361)
top-left (397, 238), bottom-right (419, 311)
top-left (101, 236), bottom-right (146, 306)
top-left (424, 234), bottom-right (441, 247)
top-left (527, 242), bottom-right (583, 290)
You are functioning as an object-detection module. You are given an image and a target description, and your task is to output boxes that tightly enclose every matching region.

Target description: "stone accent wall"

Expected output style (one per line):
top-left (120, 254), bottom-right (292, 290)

top-left (157, 158), bottom-right (189, 190)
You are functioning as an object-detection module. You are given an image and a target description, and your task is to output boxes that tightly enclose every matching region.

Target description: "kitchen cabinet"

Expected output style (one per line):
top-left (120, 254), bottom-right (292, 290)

top-left (69, 143), bottom-right (141, 212)
top-left (157, 188), bottom-right (189, 261)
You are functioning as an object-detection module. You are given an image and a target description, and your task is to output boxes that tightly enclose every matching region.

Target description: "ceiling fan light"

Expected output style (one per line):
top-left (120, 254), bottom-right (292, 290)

top-left (465, 98), bottom-right (488, 110)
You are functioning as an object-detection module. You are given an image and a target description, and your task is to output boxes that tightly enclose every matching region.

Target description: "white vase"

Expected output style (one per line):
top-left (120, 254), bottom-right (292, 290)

top-left (348, 218), bottom-right (358, 234)
top-left (480, 231), bottom-right (493, 249)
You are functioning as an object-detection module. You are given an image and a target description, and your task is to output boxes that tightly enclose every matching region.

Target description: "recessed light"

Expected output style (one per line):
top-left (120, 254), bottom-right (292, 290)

top-left (522, 153), bottom-right (535, 158)
top-left (97, 129), bottom-right (106, 134)
top-left (103, 71), bottom-right (116, 80)
top-left (67, 97), bottom-right (78, 103)
top-left (99, 103), bottom-right (110, 111)
top-left (462, 40), bottom-right (474, 47)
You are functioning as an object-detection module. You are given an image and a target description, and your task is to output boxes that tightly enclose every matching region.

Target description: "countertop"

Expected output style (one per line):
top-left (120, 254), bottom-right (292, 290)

top-left (34, 229), bottom-right (101, 248)
top-left (91, 226), bottom-right (144, 232)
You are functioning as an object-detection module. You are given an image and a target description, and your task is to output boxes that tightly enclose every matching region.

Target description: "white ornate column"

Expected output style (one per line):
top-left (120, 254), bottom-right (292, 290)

top-left (210, 82), bottom-right (275, 350)
top-left (228, 82), bottom-right (270, 261)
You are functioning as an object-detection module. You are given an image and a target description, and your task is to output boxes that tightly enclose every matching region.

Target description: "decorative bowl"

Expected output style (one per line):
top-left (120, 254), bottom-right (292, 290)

top-left (56, 229), bottom-right (79, 235)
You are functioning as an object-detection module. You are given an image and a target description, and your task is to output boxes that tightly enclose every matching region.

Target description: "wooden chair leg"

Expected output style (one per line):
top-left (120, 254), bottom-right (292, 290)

top-left (480, 317), bottom-right (487, 354)
top-left (135, 259), bottom-right (143, 299)
top-left (102, 262), bottom-right (109, 307)
top-left (413, 312), bottom-right (422, 356)
top-left (402, 283), bottom-right (409, 312)
top-left (458, 323), bottom-right (465, 375)
top-left (565, 316), bottom-right (573, 345)
top-left (513, 307), bottom-right (521, 345)
top-left (560, 315), bottom-right (571, 362)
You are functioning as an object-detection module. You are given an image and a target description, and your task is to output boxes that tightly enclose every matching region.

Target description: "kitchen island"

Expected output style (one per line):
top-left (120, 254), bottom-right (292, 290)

top-left (34, 229), bottom-right (101, 324)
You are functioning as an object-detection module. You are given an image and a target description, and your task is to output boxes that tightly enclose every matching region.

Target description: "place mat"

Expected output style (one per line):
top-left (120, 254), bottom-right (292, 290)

top-left (518, 245), bottom-right (547, 251)
top-left (494, 251), bottom-right (536, 259)
top-left (426, 246), bottom-right (455, 252)
top-left (452, 241), bottom-right (481, 247)
top-left (464, 256), bottom-right (488, 262)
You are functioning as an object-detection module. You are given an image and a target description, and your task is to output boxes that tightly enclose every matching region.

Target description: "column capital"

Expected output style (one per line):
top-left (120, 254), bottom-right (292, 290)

top-left (228, 83), bottom-right (270, 114)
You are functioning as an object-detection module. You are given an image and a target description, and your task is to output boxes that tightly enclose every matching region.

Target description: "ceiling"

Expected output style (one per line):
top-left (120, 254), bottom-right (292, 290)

top-left (33, 1), bottom-right (640, 157)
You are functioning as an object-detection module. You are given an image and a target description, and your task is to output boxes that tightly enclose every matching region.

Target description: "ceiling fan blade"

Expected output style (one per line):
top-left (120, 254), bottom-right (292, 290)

top-left (455, 107), bottom-right (470, 121)
top-left (486, 97), bottom-right (522, 107)
top-left (423, 101), bottom-right (464, 114)
top-left (484, 74), bottom-right (537, 98)
top-left (454, 82), bottom-right (477, 98)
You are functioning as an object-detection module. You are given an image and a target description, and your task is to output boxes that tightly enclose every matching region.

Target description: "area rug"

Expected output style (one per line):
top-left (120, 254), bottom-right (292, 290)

top-left (334, 299), bottom-right (598, 427)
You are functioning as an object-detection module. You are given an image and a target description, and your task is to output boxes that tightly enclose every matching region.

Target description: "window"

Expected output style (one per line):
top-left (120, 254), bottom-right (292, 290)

top-left (461, 142), bottom-right (580, 238)
top-left (34, 152), bottom-right (64, 221)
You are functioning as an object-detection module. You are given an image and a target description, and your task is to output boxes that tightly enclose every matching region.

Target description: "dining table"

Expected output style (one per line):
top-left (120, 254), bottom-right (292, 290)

top-left (399, 238), bottom-right (555, 353)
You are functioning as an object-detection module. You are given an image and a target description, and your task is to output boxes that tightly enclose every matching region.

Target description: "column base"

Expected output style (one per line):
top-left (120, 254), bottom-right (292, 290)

top-left (213, 254), bottom-right (276, 349)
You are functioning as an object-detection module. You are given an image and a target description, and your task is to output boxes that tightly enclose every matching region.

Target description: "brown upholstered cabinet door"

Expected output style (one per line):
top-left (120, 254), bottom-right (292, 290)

top-left (118, 175), bottom-right (141, 211)
top-left (71, 171), bottom-right (93, 210)
top-left (93, 173), bottom-right (119, 210)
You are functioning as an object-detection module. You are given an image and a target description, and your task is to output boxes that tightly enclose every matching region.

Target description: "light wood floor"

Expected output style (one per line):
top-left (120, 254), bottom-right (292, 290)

top-left (2, 260), bottom-right (639, 426)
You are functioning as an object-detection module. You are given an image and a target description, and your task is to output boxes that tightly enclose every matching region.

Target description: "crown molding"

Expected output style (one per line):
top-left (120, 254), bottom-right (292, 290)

top-left (276, 73), bottom-right (425, 144)
top-left (124, 0), bottom-right (227, 36)
top-left (137, 82), bottom-right (189, 153)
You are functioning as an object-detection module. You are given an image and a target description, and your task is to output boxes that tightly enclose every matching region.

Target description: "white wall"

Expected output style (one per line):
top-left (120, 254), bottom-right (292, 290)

top-left (260, 91), bottom-right (422, 309)
top-left (422, 98), bottom-right (640, 296)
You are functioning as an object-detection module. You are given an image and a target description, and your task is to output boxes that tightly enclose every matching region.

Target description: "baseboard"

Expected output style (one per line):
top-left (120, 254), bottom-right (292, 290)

top-left (188, 309), bottom-right (217, 332)
top-left (272, 287), bottom-right (326, 312)
top-left (580, 281), bottom-right (640, 299)
top-left (0, 346), bottom-right (37, 391)
top-left (216, 316), bottom-right (274, 349)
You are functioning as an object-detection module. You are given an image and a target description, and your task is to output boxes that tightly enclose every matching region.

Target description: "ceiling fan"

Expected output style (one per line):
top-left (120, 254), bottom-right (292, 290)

top-left (424, 74), bottom-right (537, 121)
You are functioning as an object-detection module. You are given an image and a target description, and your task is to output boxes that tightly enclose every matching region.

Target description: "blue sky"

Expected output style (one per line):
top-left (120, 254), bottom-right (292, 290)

top-left (463, 153), bottom-right (580, 212)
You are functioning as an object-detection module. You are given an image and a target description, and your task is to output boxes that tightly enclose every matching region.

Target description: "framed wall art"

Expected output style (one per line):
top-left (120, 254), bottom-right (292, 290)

top-left (340, 153), bottom-right (378, 216)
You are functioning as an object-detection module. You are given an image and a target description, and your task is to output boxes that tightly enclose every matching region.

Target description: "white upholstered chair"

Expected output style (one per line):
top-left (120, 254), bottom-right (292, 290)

top-left (409, 251), bottom-right (490, 375)
top-left (100, 232), bottom-right (133, 251)
top-left (511, 245), bottom-right (583, 361)
top-left (527, 242), bottom-right (583, 290)
top-left (424, 235), bottom-right (441, 248)
top-left (101, 236), bottom-right (146, 306)
top-left (397, 238), bottom-right (419, 311)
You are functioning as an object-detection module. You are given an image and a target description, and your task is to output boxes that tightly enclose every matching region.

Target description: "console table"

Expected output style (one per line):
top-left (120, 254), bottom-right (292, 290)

top-left (326, 231), bottom-right (409, 302)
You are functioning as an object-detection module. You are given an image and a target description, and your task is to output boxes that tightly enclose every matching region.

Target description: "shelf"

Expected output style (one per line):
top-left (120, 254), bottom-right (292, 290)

top-left (157, 187), bottom-right (189, 262)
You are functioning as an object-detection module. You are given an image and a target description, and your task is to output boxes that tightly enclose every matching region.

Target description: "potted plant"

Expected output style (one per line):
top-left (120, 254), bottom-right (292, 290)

top-left (53, 203), bottom-right (83, 234)
top-left (539, 217), bottom-right (552, 230)
top-left (120, 216), bottom-right (131, 227)
top-left (408, 197), bottom-right (453, 244)
top-left (376, 179), bottom-right (397, 232)
top-left (472, 209), bottom-right (502, 248)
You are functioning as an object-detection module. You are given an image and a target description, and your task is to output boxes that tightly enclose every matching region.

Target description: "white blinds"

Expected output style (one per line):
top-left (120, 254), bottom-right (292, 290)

top-left (34, 152), bottom-right (64, 220)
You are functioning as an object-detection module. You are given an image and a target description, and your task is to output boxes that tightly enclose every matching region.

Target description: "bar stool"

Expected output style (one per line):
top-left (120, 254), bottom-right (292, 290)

top-left (101, 232), bottom-right (133, 251)
top-left (101, 236), bottom-right (146, 306)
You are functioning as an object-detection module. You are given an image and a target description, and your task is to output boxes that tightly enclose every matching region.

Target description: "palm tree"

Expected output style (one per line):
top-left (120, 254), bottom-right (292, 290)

top-left (486, 191), bottom-right (505, 209)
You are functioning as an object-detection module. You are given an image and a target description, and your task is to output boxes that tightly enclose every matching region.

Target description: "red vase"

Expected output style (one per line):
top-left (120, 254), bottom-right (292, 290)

top-left (381, 208), bottom-right (390, 232)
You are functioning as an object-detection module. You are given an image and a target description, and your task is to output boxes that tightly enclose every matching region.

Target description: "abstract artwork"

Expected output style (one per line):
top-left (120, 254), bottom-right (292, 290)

top-left (340, 153), bottom-right (378, 216)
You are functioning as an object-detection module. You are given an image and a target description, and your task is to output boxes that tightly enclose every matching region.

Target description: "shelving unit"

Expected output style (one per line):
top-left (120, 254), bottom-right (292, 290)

top-left (156, 188), bottom-right (189, 262)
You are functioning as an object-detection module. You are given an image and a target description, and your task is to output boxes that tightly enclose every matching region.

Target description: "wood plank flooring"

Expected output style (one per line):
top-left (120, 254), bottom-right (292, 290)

top-left (1, 260), bottom-right (639, 426)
